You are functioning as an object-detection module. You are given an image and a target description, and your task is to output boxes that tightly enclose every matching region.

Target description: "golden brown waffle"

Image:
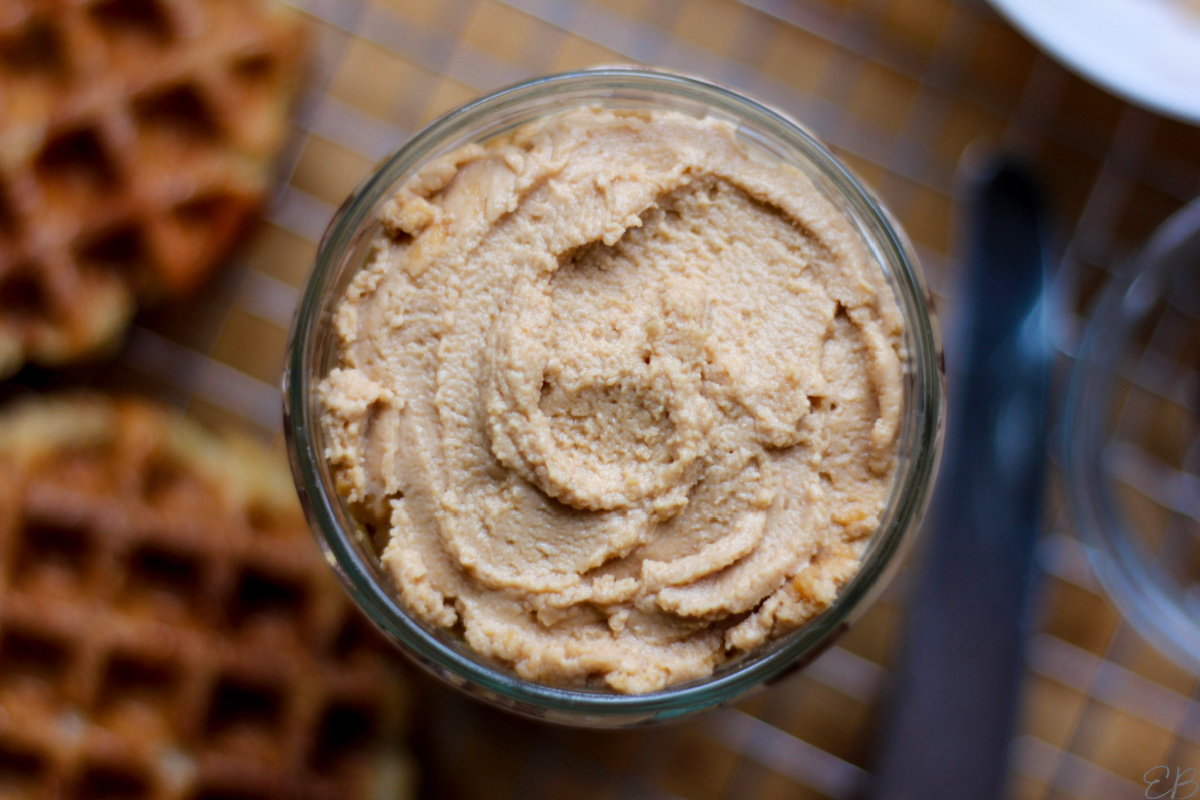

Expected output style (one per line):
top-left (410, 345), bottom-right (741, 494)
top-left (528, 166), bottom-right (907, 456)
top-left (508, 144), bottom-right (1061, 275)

top-left (0, 395), bottom-right (414, 800)
top-left (0, 0), bottom-right (306, 377)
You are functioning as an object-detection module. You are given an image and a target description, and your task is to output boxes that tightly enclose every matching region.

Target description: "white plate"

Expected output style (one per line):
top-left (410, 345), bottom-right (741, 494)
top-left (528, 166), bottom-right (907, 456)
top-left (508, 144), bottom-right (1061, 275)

top-left (988, 0), bottom-right (1200, 126)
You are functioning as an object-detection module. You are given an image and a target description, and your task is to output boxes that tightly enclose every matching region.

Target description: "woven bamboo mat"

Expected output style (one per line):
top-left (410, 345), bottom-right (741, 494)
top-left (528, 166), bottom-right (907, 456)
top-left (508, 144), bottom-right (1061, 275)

top-left (15, 0), bottom-right (1200, 798)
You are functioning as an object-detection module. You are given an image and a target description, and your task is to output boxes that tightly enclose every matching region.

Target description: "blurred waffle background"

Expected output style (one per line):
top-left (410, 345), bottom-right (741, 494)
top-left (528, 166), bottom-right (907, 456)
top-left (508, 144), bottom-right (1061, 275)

top-left (3, 0), bottom-right (1200, 798)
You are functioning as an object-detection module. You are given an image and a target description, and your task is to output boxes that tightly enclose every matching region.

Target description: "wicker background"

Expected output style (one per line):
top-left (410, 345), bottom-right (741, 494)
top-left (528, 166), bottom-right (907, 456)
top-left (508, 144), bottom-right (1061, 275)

top-left (38, 0), bottom-right (1200, 797)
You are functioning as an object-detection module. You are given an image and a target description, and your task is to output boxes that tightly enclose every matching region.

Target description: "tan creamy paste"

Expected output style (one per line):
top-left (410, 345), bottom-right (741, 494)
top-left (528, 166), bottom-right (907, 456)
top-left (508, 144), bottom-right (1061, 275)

top-left (320, 108), bottom-right (904, 693)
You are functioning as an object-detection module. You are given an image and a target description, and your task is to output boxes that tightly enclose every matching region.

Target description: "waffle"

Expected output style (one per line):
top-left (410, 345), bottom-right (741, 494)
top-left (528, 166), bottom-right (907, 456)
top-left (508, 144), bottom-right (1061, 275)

top-left (0, 395), bottom-right (414, 800)
top-left (0, 0), bottom-right (306, 377)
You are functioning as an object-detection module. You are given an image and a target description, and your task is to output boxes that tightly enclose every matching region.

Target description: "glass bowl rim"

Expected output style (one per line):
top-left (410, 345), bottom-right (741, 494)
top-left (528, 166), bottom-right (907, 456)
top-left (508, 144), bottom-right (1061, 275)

top-left (1063, 194), bottom-right (1200, 675)
top-left (284, 67), bottom-right (945, 722)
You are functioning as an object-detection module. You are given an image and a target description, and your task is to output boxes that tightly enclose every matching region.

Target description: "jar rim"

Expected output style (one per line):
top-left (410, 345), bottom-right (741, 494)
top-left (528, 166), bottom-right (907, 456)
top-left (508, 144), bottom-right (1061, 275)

top-left (284, 67), bottom-right (945, 724)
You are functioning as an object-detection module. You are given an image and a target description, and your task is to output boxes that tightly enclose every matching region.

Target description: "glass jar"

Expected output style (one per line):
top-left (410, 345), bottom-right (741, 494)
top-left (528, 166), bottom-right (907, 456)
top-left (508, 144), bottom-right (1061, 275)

top-left (284, 67), bottom-right (945, 726)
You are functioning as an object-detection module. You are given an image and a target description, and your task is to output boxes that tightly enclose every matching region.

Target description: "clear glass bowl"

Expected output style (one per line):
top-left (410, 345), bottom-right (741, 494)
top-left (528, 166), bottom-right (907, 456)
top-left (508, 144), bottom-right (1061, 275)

top-left (283, 68), bottom-right (945, 725)
top-left (1065, 195), bottom-right (1200, 673)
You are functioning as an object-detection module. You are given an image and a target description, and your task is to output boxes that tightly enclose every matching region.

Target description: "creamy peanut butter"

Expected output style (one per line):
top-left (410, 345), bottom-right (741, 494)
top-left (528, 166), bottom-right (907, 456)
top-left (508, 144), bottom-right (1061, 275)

top-left (319, 107), bottom-right (904, 693)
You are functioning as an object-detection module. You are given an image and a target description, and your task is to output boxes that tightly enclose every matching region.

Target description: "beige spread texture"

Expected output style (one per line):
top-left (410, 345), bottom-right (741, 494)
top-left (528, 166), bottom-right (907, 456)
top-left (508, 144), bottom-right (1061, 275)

top-left (320, 107), bottom-right (904, 693)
